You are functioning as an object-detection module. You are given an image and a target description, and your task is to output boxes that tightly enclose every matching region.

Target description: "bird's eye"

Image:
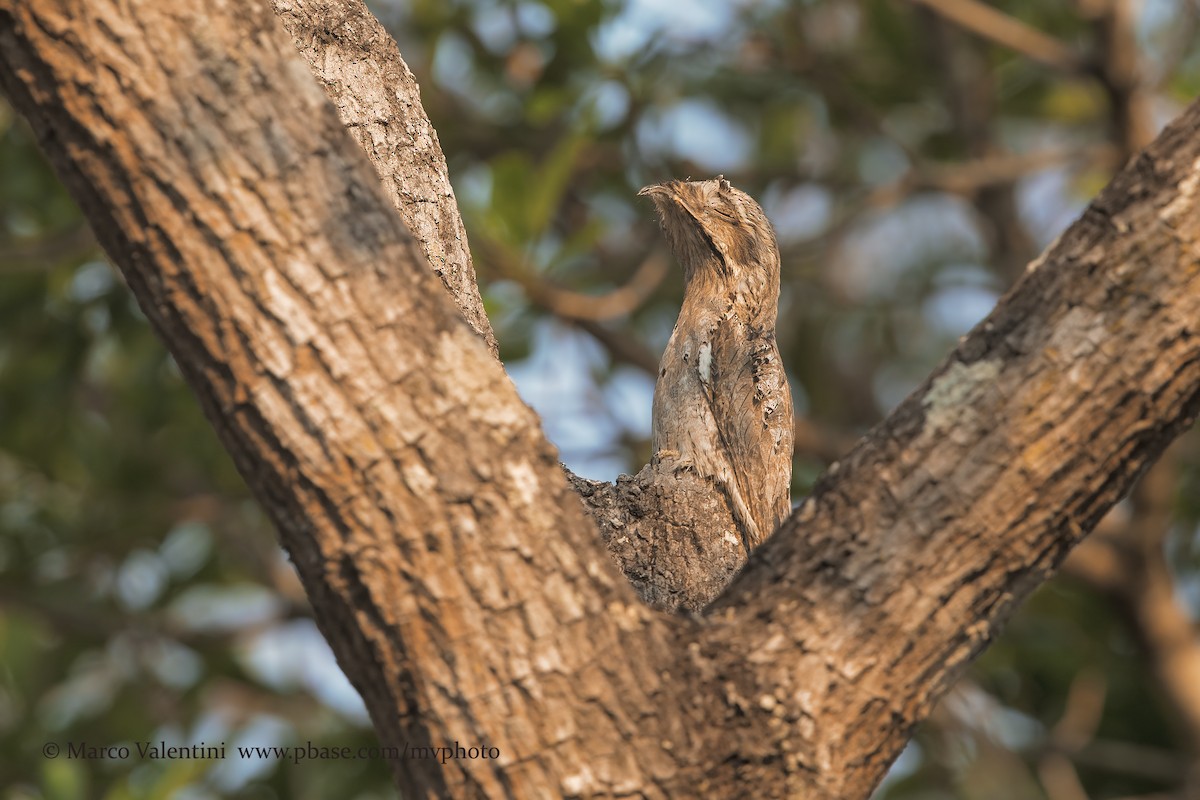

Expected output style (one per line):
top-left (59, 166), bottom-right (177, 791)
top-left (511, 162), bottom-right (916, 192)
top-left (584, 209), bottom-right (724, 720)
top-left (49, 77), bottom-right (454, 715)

top-left (719, 177), bottom-right (732, 192)
top-left (713, 197), bottom-right (738, 223)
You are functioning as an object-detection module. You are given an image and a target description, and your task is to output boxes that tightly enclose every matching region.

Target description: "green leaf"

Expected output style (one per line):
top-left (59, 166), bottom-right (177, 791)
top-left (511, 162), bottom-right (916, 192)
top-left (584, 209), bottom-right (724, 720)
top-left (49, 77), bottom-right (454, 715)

top-left (526, 134), bottom-right (587, 238)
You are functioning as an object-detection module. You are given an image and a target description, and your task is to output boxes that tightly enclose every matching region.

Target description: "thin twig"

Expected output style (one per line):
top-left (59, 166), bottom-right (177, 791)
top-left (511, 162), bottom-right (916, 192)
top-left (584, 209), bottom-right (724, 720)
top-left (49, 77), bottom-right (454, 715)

top-left (523, 253), bottom-right (670, 322)
top-left (0, 223), bottom-right (96, 270)
top-left (1064, 446), bottom-right (1200, 754)
top-left (909, 0), bottom-right (1088, 73)
top-left (480, 232), bottom-right (670, 323)
top-left (864, 145), bottom-right (1116, 209)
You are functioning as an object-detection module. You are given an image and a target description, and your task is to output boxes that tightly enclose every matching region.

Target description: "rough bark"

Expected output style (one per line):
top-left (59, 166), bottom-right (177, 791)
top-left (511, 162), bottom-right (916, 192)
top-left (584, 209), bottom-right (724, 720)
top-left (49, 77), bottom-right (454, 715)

top-left (698, 135), bottom-right (1200, 795)
top-left (3, 3), bottom-right (1200, 800)
top-left (270, 0), bottom-right (497, 356)
top-left (569, 467), bottom-right (747, 611)
top-left (266, 0), bottom-right (753, 610)
top-left (0, 3), bottom-right (683, 796)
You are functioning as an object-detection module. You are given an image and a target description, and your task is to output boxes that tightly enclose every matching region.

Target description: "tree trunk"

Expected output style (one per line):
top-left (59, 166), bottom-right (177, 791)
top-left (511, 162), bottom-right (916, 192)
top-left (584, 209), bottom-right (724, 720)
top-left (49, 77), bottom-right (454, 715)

top-left (2, 2), bottom-right (1199, 798)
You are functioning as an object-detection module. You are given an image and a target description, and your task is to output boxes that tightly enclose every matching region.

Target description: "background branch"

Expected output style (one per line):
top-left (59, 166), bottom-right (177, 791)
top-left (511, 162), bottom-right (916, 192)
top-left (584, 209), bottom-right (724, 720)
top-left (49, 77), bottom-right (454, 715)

top-left (909, 0), bottom-right (1088, 73)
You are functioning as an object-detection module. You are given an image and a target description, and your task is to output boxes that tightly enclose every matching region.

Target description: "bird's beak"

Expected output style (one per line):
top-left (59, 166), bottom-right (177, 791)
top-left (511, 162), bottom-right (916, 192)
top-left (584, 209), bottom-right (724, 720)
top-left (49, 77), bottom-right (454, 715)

top-left (638, 184), bottom-right (665, 198)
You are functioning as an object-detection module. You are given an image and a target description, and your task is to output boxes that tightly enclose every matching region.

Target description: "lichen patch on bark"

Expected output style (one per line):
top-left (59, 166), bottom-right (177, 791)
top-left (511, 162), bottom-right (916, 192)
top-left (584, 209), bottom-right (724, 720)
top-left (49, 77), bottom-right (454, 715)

top-left (923, 359), bottom-right (1002, 436)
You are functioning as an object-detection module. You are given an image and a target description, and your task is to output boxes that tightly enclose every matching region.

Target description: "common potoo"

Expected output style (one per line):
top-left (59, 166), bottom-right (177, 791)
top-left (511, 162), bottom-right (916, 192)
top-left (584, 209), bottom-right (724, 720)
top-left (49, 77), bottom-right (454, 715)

top-left (639, 177), bottom-right (794, 553)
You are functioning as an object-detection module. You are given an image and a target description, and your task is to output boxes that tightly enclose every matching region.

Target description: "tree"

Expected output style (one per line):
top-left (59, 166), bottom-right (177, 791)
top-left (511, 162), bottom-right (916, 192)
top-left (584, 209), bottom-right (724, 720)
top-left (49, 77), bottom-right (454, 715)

top-left (1, 0), bottom-right (1198, 798)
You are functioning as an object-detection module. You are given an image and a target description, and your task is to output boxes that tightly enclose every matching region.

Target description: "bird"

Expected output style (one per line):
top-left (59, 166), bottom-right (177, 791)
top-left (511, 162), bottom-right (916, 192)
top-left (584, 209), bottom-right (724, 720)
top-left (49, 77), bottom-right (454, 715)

top-left (638, 176), bottom-right (794, 553)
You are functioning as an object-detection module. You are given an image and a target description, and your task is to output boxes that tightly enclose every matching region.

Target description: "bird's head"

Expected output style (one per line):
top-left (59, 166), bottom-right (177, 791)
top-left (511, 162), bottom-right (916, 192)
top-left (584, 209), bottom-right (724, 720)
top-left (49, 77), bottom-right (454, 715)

top-left (638, 177), bottom-right (780, 297)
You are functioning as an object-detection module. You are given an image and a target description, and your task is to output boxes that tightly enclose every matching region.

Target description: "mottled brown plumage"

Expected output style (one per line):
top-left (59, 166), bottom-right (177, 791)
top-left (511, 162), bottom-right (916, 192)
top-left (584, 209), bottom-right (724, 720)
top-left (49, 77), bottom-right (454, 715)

top-left (639, 177), bottom-right (794, 552)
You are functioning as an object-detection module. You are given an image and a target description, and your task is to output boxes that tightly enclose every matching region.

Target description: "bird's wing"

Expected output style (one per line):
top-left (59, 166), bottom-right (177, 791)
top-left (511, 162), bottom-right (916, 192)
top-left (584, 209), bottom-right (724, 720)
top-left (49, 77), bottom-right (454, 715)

top-left (699, 316), bottom-right (794, 548)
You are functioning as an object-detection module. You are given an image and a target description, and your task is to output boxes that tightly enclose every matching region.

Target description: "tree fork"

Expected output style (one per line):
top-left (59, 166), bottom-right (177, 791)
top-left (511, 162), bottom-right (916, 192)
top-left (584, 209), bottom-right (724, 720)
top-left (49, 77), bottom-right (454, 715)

top-left (2, 2), bottom-right (1199, 798)
top-left (267, 0), bottom-right (753, 610)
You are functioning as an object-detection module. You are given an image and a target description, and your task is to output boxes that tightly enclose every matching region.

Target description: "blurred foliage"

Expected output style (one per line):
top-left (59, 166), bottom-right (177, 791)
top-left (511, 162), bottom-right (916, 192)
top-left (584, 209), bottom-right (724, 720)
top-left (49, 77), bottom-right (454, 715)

top-left (3, 0), bottom-right (1200, 797)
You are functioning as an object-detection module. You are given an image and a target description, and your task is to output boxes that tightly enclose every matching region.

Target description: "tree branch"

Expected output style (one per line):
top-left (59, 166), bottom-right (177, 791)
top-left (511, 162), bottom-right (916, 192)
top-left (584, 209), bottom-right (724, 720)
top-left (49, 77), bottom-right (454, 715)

top-left (0, 222), bottom-right (95, 270)
top-left (864, 145), bottom-right (1116, 210)
top-left (263, 0), bottom-right (752, 604)
top-left (270, 0), bottom-right (499, 356)
top-left (483, 240), bottom-right (670, 324)
top-left (0, 3), bottom-right (683, 796)
top-left (1090, 0), bottom-right (1156, 159)
top-left (1066, 448), bottom-right (1200, 755)
top-left (697, 106), bottom-right (1200, 796)
top-left (909, 0), bottom-right (1088, 73)
top-left (5, 2), bottom-right (1200, 798)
